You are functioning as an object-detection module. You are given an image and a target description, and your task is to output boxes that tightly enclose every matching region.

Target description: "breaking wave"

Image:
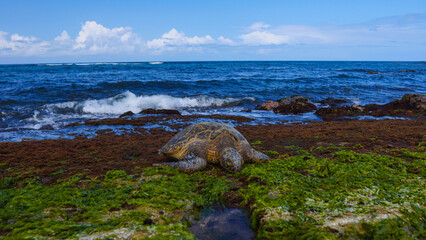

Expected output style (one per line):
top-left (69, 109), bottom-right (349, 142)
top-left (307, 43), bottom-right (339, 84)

top-left (46, 91), bottom-right (254, 115)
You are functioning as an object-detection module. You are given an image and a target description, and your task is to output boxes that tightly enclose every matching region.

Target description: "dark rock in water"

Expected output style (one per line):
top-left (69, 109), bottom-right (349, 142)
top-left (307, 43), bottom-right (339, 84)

top-left (315, 93), bottom-right (426, 120)
top-left (140, 108), bottom-right (181, 115)
top-left (39, 124), bottom-right (54, 130)
top-left (400, 70), bottom-right (416, 73)
top-left (315, 105), bottom-right (365, 120)
top-left (273, 95), bottom-right (317, 114)
top-left (119, 111), bottom-right (134, 118)
top-left (318, 97), bottom-right (348, 107)
top-left (366, 71), bottom-right (379, 74)
top-left (401, 93), bottom-right (426, 110)
top-left (257, 95), bottom-right (317, 114)
top-left (143, 218), bottom-right (154, 225)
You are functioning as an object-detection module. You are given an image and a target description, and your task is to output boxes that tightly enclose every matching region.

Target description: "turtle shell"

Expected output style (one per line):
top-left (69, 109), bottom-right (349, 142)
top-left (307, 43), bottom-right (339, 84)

top-left (159, 122), bottom-right (247, 153)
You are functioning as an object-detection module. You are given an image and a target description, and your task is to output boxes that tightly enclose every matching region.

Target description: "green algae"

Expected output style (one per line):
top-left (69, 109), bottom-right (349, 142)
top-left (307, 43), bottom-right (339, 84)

top-left (343, 204), bottom-right (425, 239)
top-left (266, 150), bottom-right (279, 156)
top-left (0, 168), bottom-right (230, 239)
top-left (1, 148), bottom-right (424, 239)
top-left (238, 150), bottom-right (425, 239)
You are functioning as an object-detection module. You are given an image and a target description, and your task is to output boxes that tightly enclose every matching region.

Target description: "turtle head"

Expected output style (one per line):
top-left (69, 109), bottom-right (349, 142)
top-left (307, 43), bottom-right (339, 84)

top-left (221, 148), bottom-right (243, 172)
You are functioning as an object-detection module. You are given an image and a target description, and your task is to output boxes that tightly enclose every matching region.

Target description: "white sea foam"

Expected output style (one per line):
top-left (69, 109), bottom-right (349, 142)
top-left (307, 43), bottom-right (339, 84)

top-left (149, 61), bottom-right (163, 65)
top-left (44, 91), bottom-right (249, 115)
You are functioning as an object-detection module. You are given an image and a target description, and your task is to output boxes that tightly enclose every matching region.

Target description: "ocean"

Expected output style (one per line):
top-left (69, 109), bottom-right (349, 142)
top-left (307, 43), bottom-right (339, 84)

top-left (0, 61), bottom-right (425, 142)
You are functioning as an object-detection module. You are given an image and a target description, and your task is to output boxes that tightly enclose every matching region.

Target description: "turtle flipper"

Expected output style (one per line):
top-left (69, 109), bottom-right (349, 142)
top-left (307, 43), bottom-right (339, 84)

top-left (241, 147), bottom-right (270, 163)
top-left (249, 149), bottom-right (270, 162)
top-left (154, 153), bottom-right (207, 172)
top-left (220, 148), bottom-right (243, 172)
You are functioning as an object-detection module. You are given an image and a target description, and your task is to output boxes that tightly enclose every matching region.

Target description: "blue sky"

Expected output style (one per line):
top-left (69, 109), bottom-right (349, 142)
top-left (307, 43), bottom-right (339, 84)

top-left (0, 0), bottom-right (425, 63)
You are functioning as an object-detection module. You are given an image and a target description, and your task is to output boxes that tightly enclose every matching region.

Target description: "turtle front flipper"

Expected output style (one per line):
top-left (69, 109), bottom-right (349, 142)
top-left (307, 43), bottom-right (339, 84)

top-left (154, 153), bottom-right (207, 172)
top-left (220, 148), bottom-right (243, 172)
top-left (241, 144), bottom-right (270, 163)
top-left (249, 149), bottom-right (270, 162)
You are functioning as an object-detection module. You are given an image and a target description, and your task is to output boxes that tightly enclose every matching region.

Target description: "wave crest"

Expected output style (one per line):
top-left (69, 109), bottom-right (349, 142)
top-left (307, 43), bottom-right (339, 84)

top-left (48, 91), bottom-right (253, 115)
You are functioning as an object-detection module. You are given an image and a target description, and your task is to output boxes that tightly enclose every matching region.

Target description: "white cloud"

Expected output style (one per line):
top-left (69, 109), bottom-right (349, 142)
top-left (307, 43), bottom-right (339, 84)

top-left (147, 28), bottom-right (235, 51)
top-left (239, 24), bottom-right (331, 46)
top-left (240, 31), bottom-right (290, 45)
top-left (247, 22), bottom-right (270, 31)
top-left (73, 21), bottom-right (141, 53)
top-left (0, 13), bottom-right (425, 60)
top-left (217, 36), bottom-right (235, 45)
top-left (0, 31), bottom-right (49, 55)
top-left (10, 34), bottom-right (37, 42)
top-left (0, 21), bottom-right (142, 56)
top-left (54, 30), bottom-right (70, 42)
top-left (147, 28), bottom-right (215, 50)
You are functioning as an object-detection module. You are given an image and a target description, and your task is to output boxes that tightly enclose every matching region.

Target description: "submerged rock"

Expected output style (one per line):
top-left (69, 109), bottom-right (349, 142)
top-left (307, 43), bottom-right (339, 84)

top-left (39, 124), bottom-right (54, 130)
top-left (140, 108), bottom-right (181, 115)
top-left (257, 95), bottom-right (317, 115)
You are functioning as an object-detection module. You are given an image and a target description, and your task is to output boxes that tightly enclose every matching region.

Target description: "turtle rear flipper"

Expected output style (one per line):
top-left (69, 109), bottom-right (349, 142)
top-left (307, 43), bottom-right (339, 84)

top-left (153, 153), bottom-right (207, 172)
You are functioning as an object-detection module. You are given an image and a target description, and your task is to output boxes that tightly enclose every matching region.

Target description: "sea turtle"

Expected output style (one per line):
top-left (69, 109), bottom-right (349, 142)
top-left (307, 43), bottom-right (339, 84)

top-left (154, 122), bottom-right (269, 172)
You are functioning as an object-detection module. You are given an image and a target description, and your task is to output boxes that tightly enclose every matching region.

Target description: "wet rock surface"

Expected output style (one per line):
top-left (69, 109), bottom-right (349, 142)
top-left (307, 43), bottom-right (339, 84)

top-left (119, 111), bottom-right (134, 118)
top-left (257, 95), bottom-right (317, 114)
top-left (139, 108), bottom-right (182, 115)
top-left (315, 94), bottom-right (426, 120)
top-left (318, 97), bottom-right (349, 107)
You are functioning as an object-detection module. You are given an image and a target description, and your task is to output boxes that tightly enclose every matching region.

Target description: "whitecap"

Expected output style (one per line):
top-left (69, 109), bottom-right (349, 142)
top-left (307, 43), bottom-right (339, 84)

top-left (81, 91), bottom-right (246, 114)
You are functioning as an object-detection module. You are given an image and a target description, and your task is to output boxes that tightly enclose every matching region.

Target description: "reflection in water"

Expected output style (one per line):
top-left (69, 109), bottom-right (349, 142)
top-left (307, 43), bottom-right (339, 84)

top-left (189, 207), bottom-right (255, 240)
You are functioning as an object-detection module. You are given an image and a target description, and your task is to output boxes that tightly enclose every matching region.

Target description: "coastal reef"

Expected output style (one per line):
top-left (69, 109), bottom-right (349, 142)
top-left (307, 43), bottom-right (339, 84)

top-left (315, 94), bottom-right (426, 120)
top-left (1, 119), bottom-right (425, 239)
top-left (257, 93), bottom-right (426, 120)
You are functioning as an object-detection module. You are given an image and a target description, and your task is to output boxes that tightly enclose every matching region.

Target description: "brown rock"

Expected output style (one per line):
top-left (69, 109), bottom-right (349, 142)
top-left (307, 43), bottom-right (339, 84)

top-left (318, 98), bottom-right (348, 107)
top-left (315, 93), bottom-right (426, 120)
top-left (140, 108), bottom-right (181, 115)
top-left (257, 95), bottom-right (317, 114)
top-left (119, 111), bottom-right (134, 118)
top-left (257, 100), bottom-right (279, 111)
top-left (401, 93), bottom-right (426, 110)
top-left (273, 95), bottom-right (317, 114)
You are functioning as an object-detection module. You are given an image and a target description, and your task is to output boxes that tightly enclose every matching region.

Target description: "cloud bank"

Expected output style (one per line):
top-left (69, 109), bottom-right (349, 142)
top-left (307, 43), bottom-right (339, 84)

top-left (0, 14), bottom-right (425, 60)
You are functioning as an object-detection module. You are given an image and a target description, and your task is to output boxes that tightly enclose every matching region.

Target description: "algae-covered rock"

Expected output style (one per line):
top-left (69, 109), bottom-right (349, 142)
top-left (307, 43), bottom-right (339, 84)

top-left (315, 93), bottom-right (426, 120)
top-left (1, 148), bottom-right (424, 239)
top-left (257, 95), bottom-right (317, 114)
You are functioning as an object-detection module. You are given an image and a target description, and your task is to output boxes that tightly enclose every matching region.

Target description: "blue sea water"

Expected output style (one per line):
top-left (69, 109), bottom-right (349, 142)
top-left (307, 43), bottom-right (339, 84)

top-left (0, 61), bottom-right (425, 142)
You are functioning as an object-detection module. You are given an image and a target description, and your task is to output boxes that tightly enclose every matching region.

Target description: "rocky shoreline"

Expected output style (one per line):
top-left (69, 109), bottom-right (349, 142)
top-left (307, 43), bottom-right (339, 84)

top-left (257, 93), bottom-right (426, 120)
top-left (1, 116), bottom-right (425, 239)
top-left (1, 93), bottom-right (425, 239)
